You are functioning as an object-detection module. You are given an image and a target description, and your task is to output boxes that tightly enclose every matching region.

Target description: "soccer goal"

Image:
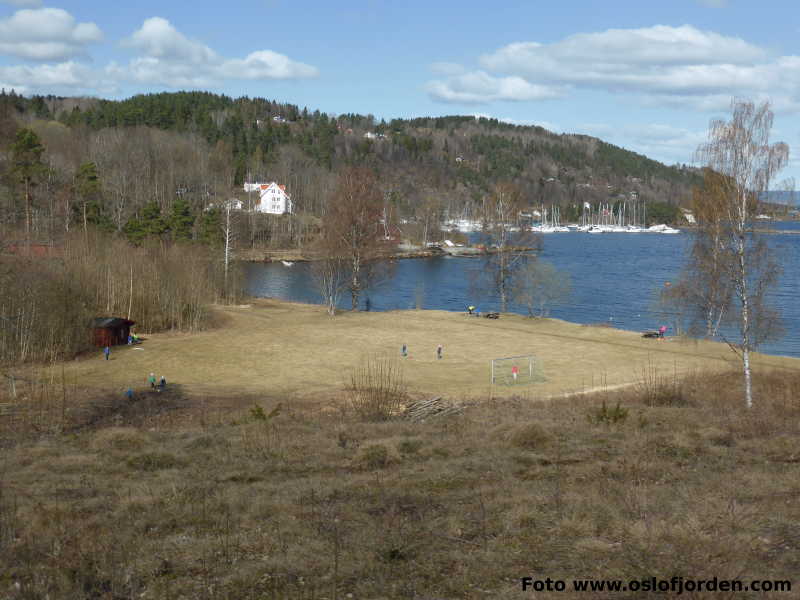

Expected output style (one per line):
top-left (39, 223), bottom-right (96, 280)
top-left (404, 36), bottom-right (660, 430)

top-left (491, 355), bottom-right (537, 386)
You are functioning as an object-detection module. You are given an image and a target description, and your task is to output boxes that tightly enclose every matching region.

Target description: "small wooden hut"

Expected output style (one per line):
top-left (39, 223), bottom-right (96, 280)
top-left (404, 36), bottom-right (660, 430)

top-left (91, 317), bottom-right (136, 347)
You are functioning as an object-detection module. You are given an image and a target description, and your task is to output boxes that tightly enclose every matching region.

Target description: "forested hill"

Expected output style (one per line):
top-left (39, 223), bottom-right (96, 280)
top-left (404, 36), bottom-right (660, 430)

top-left (0, 90), bottom-right (698, 245)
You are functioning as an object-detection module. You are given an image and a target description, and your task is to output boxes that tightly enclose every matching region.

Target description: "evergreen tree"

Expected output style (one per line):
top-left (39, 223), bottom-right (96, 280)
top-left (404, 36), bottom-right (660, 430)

top-left (169, 196), bottom-right (195, 241)
top-left (74, 162), bottom-right (113, 233)
top-left (198, 206), bottom-right (222, 246)
top-left (141, 200), bottom-right (168, 237)
top-left (123, 216), bottom-right (146, 244)
top-left (10, 128), bottom-right (46, 244)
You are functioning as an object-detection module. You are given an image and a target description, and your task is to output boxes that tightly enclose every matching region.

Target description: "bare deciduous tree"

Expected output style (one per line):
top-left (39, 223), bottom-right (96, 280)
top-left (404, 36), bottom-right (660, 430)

top-left (475, 182), bottom-right (539, 312)
top-left (222, 200), bottom-right (237, 297)
top-left (694, 99), bottom-right (789, 408)
top-left (664, 170), bottom-right (734, 338)
top-left (311, 251), bottom-right (349, 316)
top-left (513, 259), bottom-right (571, 318)
top-left (325, 167), bottom-right (390, 310)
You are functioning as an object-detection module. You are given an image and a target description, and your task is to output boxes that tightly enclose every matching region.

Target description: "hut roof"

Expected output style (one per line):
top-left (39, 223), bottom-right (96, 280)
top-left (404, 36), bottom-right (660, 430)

top-left (92, 317), bottom-right (136, 329)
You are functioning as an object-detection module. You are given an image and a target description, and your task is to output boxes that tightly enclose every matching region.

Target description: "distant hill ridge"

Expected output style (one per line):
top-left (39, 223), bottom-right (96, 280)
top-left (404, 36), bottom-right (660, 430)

top-left (0, 90), bottom-right (698, 226)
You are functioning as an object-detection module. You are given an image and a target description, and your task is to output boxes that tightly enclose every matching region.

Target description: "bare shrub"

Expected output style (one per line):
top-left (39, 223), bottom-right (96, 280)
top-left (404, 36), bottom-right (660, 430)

top-left (359, 444), bottom-right (390, 469)
top-left (587, 400), bottom-right (629, 426)
top-left (509, 423), bottom-right (553, 449)
top-left (635, 359), bottom-right (689, 407)
top-left (0, 230), bottom-right (240, 366)
top-left (347, 356), bottom-right (406, 421)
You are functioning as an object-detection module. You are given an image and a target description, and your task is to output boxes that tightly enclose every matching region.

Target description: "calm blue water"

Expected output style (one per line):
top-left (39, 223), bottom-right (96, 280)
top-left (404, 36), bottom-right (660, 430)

top-left (246, 222), bottom-right (800, 358)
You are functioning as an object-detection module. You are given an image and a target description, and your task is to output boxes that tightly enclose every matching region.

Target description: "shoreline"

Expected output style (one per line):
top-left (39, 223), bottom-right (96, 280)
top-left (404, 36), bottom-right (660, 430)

top-left (237, 245), bottom-right (537, 263)
top-left (253, 298), bottom-right (800, 362)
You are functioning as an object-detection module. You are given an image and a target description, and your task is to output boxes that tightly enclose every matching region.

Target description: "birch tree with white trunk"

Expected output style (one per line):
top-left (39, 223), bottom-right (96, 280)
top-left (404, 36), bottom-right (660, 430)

top-left (694, 99), bottom-right (788, 409)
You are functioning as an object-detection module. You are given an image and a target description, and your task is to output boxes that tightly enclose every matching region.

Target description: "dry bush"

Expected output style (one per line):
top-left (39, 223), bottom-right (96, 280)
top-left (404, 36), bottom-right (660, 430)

top-left (357, 443), bottom-right (392, 469)
top-left (508, 422), bottom-right (553, 449)
top-left (635, 358), bottom-right (690, 407)
top-left (347, 355), bottom-right (407, 421)
top-left (0, 230), bottom-right (241, 366)
top-left (1, 367), bottom-right (799, 598)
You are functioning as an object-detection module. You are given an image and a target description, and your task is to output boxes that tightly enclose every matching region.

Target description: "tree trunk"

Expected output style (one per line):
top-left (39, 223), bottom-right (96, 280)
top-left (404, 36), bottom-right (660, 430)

top-left (127, 264), bottom-right (134, 320)
top-left (350, 271), bottom-right (360, 310)
top-left (743, 345), bottom-right (753, 409)
top-left (738, 223), bottom-right (753, 409)
top-left (24, 179), bottom-right (31, 255)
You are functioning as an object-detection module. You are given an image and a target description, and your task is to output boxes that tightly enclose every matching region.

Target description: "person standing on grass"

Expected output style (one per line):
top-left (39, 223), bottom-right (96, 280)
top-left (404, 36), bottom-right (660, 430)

top-left (159, 375), bottom-right (167, 391)
top-left (103, 346), bottom-right (110, 360)
top-left (659, 325), bottom-right (667, 338)
top-left (148, 372), bottom-right (156, 389)
top-left (437, 344), bottom-right (443, 360)
top-left (512, 365), bottom-right (519, 382)
top-left (402, 344), bottom-right (408, 357)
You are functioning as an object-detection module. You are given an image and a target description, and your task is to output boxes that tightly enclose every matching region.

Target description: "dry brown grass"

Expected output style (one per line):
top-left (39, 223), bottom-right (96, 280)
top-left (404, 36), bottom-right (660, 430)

top-left (28, 299), bottom-right (800, 401)
top-left (2, 366), bottom-right (800, 598)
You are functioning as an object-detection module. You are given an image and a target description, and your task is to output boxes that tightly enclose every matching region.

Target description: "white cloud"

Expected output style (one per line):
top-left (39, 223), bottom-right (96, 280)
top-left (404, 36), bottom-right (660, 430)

top-left (473, 113), bottom-right (560, 131)
top-left (580, 122), bottom-right (708, 165)
top-left (0, 61), bottom-right (96, 92)
top-left (118, 17), bottom-right (318, 86)
top-left (482, 25), bottom-right (765, 72)
top-left (123, 17), bottom-right (216, 64)
top-left (432, 25), bottom-right (800, 111)
top-left (426, 70), bottom-right (563, 104)
top-left (0, 8), bottom-right (103, 61)
top-left (221, 50), bottom-right (318, 79)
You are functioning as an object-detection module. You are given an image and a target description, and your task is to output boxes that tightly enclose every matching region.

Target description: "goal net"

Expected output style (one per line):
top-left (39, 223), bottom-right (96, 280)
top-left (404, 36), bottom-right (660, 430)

top-left (491, 355), bottom-right (538, 386)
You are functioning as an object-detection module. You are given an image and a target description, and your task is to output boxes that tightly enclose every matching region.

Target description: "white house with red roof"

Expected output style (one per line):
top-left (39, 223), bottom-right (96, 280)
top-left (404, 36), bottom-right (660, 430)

top-left (243, 182), bottom-right (293, 214)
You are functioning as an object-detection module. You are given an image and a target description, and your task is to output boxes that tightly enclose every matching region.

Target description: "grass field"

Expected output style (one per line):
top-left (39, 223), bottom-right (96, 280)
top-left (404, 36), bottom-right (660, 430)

top-left (44, 299), bottom-right (800, 400)
top-left (4, 301), bottom-right (800, 598)
top-left (3, 368), bottom-right (800, 598)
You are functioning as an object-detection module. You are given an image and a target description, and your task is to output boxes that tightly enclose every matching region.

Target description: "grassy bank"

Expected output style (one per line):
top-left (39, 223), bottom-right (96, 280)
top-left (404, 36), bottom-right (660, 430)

top-left (1, 368), bottom-right (800, 598)
top-left (34, 299), bottom-right (800, 400)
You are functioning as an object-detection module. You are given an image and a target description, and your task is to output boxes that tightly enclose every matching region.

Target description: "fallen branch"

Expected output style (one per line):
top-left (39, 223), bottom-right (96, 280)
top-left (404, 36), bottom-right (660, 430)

top-left (403, 396), bottom-right (465, 422)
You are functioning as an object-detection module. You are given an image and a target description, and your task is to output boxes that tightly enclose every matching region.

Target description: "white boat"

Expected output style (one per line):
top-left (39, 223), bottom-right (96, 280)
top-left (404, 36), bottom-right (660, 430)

top-left (660, 227), bottom-right (680, 234)
top-left (587, 225), bottom-right (604, 234)
top-left (281, 260), bottom-right (294, 267)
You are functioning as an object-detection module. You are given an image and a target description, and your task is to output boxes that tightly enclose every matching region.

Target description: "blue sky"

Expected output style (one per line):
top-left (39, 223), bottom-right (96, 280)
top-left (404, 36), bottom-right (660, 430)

top-left (2, 0), bottom-right (800, 184)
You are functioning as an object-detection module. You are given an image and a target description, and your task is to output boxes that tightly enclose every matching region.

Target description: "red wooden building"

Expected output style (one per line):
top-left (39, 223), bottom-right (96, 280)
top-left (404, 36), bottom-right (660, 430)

top-left (91, 317), bottom-right (136, 347)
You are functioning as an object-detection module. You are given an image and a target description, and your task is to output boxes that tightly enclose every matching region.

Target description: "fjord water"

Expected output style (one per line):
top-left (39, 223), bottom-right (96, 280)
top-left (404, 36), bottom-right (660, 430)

top-left (246, 222), bottom-right (800, 358)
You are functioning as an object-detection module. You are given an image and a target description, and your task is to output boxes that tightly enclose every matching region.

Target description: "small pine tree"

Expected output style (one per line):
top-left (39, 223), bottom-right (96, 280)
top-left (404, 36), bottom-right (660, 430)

top-left (199, 206), bottom-right (222, 246)
top-left (10, 128), bottom-right (46, 244)
top-left (141, 200), bottom-right (167, 237)
top-left (74, 162), bottom-right (113, 233)
top-left (169, 196), bottom-right (195, 241)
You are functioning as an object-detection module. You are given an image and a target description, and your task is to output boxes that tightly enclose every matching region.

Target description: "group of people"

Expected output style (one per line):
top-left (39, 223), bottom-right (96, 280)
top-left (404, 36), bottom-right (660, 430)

top-left (101, 331), bottom-right (141, 361)
top-left (148, 372), bottom-right (167, 391)
top-left (401, 344), bottom-right (443, 359)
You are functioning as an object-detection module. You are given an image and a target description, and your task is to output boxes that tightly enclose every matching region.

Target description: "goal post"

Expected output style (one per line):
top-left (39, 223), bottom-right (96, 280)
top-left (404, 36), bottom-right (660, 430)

top-left (491, 354), bottom-right (537, 386)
